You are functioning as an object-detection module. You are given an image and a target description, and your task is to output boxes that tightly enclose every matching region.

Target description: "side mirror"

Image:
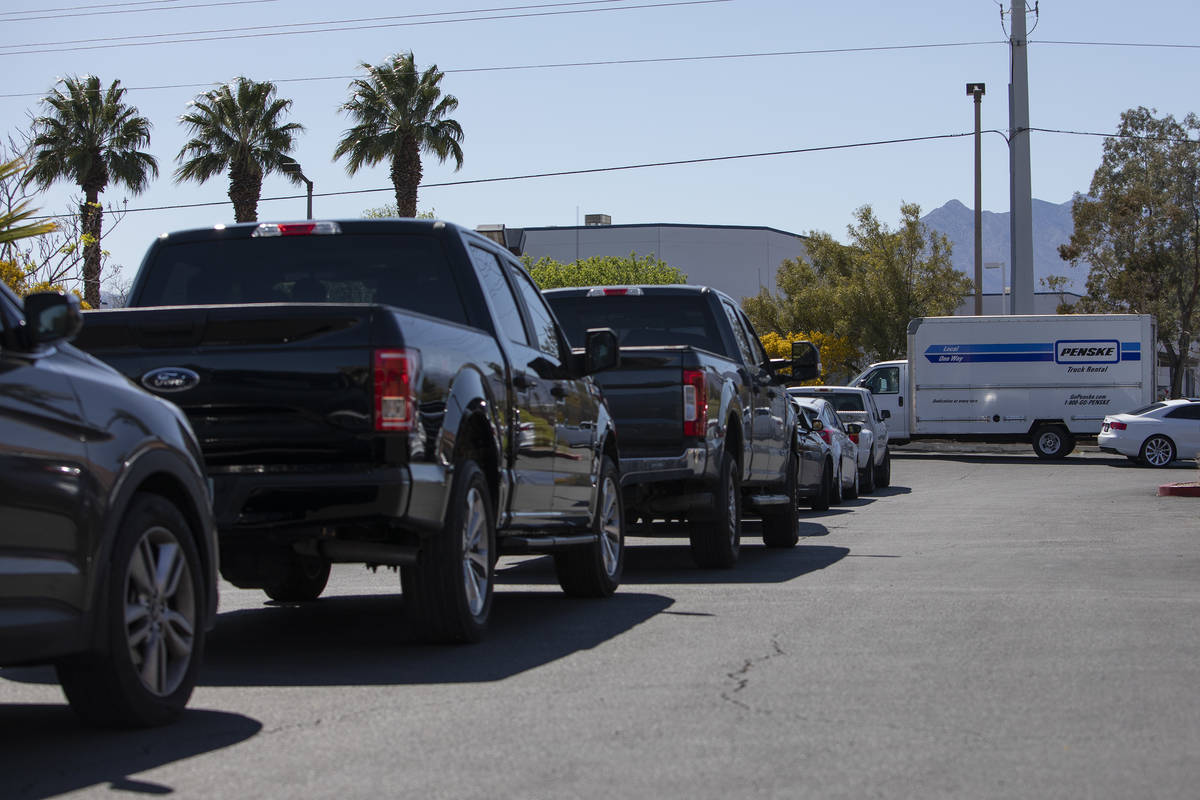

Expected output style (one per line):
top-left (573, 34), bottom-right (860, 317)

top-left (582, 327), bottom-right (620, 374)
top-left (881, 409), bottom-right (891, 420)
top-left (811, 419), bottom-right (825, 432)
top-left (790, 340), bottom-right (820, 382)
top-left (844, 421), bottom-right (862, 435)
top-left (25, 291), bottom-right (83, 345)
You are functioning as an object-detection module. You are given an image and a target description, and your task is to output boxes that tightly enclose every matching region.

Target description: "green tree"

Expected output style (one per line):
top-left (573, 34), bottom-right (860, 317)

top-left (523, 252), bottom-right (687, 289)
top-left (175, 77), bottom-right (305, 223)
top-left (361, 203), bottom-right (436, 219)
top-left (335, 52), bottom-right (463, 218)
top-left (744, 203), bottom-right (969, 370)
top-left (24, 75), bottom-right (157, 307)
top-left (1059, 106), bottom-right (1200, 398)
top-left (0, 157), bottom-right (55, 247)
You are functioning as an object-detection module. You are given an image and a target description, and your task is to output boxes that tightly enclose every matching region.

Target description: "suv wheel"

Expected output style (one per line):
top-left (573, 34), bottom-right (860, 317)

top-left (554, 455), bottom-right (625, 596)
top-left (689, 450), bottom-right (741, 568)
top-left (401, 459), bottom-right (495, 643)
top-left (57, 494), bottom-right (205, 727)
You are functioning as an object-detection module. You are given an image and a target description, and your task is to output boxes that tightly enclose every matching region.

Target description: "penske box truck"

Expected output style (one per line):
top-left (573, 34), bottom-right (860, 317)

top-left (851, 314), bottom-right (1157, 458)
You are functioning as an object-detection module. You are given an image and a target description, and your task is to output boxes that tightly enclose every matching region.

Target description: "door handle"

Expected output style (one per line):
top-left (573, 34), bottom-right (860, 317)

top-left (513, 374), bottom-right (534, 390)
top-left (898, 396), bottom-right (904, 407)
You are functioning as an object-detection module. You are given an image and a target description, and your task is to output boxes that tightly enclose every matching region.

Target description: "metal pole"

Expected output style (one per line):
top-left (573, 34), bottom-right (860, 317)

top-left (305, 178), bottom-right (313, 220)
top-left (1008, 2), bottom-right (1035, 315)
top-left (968, 84), bottom-right (986, 316)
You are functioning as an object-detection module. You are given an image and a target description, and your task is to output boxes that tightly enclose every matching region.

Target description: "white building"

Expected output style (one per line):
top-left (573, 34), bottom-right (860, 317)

top-left (481, 217), bottom-right (809, 302)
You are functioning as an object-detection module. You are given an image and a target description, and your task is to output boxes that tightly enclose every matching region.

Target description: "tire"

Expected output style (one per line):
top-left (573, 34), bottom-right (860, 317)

top-left (875, 446), bottom-right (892, 488)
top-left (762, 448), bottom-right (800, 549)
top-left (56, 494), bottom-right (205, 728)
top-left (831, 460), bottom-right (845, 505)
top-left (809, 459), bottom-right (832, 512)
top-left (844, 460), bottom-right (860, 500)
top-left (860, 454), bottom-right (876, 494)
top-left (401, 459), bottom-right (495, 643)
top-left (554, 455), bottom-right (625, 596)
top-left (263, 553), bottom-right (330, 602)
top-left (1140, 434), bottom-right (1176, 468)
top-left (689, 450), bottom-right (741, 568)
top-left (1033, 425), bottom-right (1074, 459)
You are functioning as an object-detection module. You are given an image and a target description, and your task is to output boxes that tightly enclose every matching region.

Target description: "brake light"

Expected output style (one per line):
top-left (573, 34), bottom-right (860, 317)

top-left (374, 349), bottom-right (419, 431)
top-left (585, 286), bottom-right (644, 296)
top-left (818, 429), bottom-right (831, 445)
top-left (1107, 420), bottom-right (1127, 430)
top-left (682, 369), bottom-right (707, 437)
top-left (252, 221), bottom-right (342, 237)
top-left (848, 432), bottom-right (859, 444)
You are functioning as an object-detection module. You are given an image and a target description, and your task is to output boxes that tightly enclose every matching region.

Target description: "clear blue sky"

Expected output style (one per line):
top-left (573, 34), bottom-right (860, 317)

top-left (3, 0), bottom-right (1199, 293)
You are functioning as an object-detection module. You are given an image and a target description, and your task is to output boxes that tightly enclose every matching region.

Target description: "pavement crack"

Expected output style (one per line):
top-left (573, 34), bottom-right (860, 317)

top-left (720, 637), bottom-right (786, 712)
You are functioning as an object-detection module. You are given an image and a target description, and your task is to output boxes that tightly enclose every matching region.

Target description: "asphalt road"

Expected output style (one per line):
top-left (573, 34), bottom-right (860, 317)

top-left (3, 450), bottom-right (1198, 799)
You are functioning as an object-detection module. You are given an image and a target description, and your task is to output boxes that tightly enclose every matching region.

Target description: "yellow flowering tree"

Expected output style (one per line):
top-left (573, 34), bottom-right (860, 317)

top-left (759, 330), bottom-right (859, 385)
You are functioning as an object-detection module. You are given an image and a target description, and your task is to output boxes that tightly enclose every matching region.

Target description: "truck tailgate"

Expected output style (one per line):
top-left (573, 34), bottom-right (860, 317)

top-left (77, 305), bottom-right (381, 466)
top-left (591, 348), bottom-right (688, 457)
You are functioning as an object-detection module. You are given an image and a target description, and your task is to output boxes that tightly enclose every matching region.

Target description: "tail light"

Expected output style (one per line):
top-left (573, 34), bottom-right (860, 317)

top-left (682, 369), bottom-right (707, 437)
top-left (1107, 420), bottom-right (1127, 430)
top-left (374, 349), bottom-right (419, 431)
top-left (818, 429), bottom-right (831, 445)
top-left (252, 221), bottom-right (342, 237)
top-left (848, 432), bottom-right (859, 444)
top-left (586, 287), bottom-right (644, 296)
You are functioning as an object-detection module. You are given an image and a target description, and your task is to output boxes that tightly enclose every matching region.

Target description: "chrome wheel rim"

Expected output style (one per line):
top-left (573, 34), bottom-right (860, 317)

top-left (598, 475), bottom-right (621, 577)
top-left (461, 486), bottom-right (491, 617)
top-left (1144, 437), bottom-right (1174, 467)
top-left (125, 526), bottom-right (196, 697)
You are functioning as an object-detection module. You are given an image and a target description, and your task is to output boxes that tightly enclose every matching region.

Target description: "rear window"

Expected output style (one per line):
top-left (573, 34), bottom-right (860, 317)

top-left (547, 294), bottom-right (725, 353)
top-left (1128, 402), bottom-right (1166, 416)
top-left (135, 234), bottom-right (469, 325)
top-left (792, 390), bottom-right (865, 413)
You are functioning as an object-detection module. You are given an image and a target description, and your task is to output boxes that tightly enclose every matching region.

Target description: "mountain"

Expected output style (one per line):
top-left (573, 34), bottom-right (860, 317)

top-left (920, 198), bottom-right (1087, 294)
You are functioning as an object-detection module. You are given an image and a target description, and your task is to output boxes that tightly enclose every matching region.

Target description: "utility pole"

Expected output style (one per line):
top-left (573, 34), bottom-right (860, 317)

top-left (968, 83), bottom-right (986, 315)
top-left (1008, 2), bottom-right (1035, 315)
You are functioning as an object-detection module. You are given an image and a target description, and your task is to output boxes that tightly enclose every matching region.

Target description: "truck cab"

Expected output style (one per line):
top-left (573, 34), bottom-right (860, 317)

top-left (853, 360), bottom-right (909, 444)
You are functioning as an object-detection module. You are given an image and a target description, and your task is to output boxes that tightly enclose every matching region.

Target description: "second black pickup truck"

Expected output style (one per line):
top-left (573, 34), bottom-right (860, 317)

top-left (75, 219), bottom-right (624, 643)
top-left (544, 285), bottom-right (818, 568)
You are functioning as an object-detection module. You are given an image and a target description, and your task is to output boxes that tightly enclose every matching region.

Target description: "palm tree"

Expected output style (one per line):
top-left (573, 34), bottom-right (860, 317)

top-left (24, 75), bottom-right (157, 308)
top-left (0, 157), bottom-right (56, 247)
top-left (334, 52), bottom-right (464, 218)
top-left (175, 77), bottom-right (305, 223)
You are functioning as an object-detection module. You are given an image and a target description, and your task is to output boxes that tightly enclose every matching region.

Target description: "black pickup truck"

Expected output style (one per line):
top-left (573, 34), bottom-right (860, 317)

top-left (75, 219), bottom-right (624, 643)
top-left (544, 286), bottom-right (818, 568)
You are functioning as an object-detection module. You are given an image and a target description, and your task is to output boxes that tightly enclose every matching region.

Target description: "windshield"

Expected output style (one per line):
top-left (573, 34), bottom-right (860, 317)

top-left (135, 233), bottom-right (469, 325)
top-left (546, 294), bottom-right (725, 353)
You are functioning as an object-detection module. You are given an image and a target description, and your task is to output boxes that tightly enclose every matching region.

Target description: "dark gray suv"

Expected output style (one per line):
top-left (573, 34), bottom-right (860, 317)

top-left (0, 284), bottom-right (217, 727)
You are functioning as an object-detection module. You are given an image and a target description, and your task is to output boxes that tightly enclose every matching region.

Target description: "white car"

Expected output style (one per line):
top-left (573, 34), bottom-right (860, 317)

top-left (788, 386), bottom-right (891, 492)
top-left (1098, 399), bottom-right (1200, 467)
top-left (792, 396), bottom-right (860, 502)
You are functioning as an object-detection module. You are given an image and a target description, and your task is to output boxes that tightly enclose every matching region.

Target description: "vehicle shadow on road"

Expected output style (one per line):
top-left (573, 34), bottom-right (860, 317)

top-left (188, 589), bottom-right (673, 687)
top-left (499, 543), bottom-right (849, 586)
top-left (0, 706), bottom-right (261, 800)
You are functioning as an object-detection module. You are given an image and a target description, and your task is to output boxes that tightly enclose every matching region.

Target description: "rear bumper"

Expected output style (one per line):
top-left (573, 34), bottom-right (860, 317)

top-left (619, 447), bottom-right (707, 486)
top-left (210, 465), bottom-right (412, 532)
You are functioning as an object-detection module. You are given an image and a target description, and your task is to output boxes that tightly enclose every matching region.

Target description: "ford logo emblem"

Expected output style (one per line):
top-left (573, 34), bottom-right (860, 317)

top-left (141, 367), bottom-right (200, 393)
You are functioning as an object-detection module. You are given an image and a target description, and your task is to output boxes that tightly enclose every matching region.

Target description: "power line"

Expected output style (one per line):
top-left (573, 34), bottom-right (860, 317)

top-left (4, 0), bottom-right (279, 24)
top-left (0, 0), bottom-right (182, 16)
top-left (27, 131), bottom-right (995, 221)
top-left (0, 0), bottom-right (726, 56)
top-left (1029, 126), bottom-right (1200, 145)
top-left (1035, 39), bottom-right (1200, 50)
top-left (0, 41), bottom-right (1004, 99)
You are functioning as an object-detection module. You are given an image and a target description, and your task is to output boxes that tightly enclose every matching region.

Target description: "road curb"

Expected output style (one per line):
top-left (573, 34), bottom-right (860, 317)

top-left (1158, 483), bottom-right (1200, 497)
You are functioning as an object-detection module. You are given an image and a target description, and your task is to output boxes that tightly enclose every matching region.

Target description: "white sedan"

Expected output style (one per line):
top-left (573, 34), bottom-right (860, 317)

top-left (1097, 399), bottom-right (1200, 467)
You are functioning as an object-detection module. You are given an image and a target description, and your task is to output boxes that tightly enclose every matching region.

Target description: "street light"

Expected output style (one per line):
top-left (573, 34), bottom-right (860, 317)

top-left (966, 82), bottom-right (986, 315)
top-left (280, 157), bottom-right (313, 220)
top-left (985, 261), bottom-right (1006, 314)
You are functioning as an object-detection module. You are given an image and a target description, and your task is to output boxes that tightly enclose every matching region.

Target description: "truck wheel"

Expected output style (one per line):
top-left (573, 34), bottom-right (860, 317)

top-left (689, 451), bottom-right (741, 568)
top-left (1033, 425), bottom-right (1074, 459)
top-left (554, 455), bottom-right (625, 596)
top-left (1140, 434), bottom-right (1176, 467)
top-left (761, 449), bottom-right (799, 548)
top-left (809, 459), bottom-right (832, 512)
top-left (875, 446), bottom-right (892, 488)
top-left (401, 459), bottom-right (495, 643)
top-left (263, 554), bottom-right (330, 602)
top-left (56, 494), bottom-right (205, 728)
